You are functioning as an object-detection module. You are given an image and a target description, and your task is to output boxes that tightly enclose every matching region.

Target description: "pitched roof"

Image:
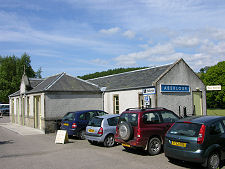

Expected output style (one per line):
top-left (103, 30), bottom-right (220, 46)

top-left (89, 64), bottom-right (172, 91)
top-left (10, 73), bottom-right (101, 97)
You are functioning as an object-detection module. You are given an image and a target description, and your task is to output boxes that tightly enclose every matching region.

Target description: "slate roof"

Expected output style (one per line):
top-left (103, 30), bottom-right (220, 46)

top-left (89, 64), bottom-right (172, 91)
top-left (10, 73), bottom-right (101, 97)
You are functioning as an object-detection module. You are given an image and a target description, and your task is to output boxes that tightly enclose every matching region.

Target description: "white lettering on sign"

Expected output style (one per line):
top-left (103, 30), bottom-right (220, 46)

top-left (55, 130), bottom-right (69, 144)
top-left (206, 85), bottom-right (221, 91)
top-left (143, 88), bottom-right (155, 95)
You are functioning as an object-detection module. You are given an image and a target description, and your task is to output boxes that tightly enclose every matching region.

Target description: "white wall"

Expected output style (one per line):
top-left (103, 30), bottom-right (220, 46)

top-left (104, 89), bottom-right (156, 114)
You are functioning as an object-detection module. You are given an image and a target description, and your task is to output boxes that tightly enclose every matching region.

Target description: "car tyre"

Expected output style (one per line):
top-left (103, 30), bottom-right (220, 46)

top-left (147, 137), bottom-right (161, 156)
top-left (118, 121), bottom-right (133, 141)
top-left (207, 152), bottom-right (220, 169)
top-left (79, 130), bottom-right (86, 140)
top-left (104, 134), bottom-right (115, 147)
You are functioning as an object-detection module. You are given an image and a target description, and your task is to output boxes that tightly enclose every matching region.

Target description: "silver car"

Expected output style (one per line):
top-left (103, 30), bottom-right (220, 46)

top-left (85, 114), bottom-right (120, 147)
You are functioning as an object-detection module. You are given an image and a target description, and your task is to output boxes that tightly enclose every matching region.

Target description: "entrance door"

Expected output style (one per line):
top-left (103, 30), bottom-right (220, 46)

top-left (11, 99), bottom-right (15, 123)
top-left (34, 96), bottom-right (41, 129)
top-left (192, 91), bottom-right (203, 116)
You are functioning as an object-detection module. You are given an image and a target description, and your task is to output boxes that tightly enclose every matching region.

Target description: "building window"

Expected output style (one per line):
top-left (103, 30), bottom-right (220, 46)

top-left (113, 95), bottom-right (119, 114)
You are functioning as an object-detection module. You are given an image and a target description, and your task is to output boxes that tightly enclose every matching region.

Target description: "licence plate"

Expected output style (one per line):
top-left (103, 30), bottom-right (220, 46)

top-left (171, 141), bottom-right (186, 147)
top-left (88, 129), bottom-right (95, 133)
top-left (122, 143), bottom-right (131, 148)
top-left (63, 123), bottom-right (69, 126)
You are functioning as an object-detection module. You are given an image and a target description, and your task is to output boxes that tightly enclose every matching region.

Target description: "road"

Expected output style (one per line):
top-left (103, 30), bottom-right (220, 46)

top-left (0, 117), bottom-right (212, 169)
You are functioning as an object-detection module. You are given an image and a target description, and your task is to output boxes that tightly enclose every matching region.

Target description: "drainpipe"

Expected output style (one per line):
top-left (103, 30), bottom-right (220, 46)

top-left (100, 87), bottom-right (107, 111)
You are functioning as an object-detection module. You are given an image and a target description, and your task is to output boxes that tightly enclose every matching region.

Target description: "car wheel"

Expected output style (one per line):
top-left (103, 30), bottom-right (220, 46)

top-left (207, 152), bottom-right (220, 169)
top-left (118, 121), bottom-right (133, 141)
top-left (147, 137), bottom-right (161, 156)
top-left (79, 130), bottom-right (86, 140)
top-left (104, 135), bottom-right (115, 147)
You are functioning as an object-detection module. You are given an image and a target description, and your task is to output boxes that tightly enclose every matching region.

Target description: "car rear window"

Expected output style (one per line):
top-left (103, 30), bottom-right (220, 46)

top-left (168, 122), bottom-right (202, 137)
top-left (119, 113), bottom-right (138, 126)
top-left (62, 112), bottom-right (75, 121)
top-left (88, 117), bottom-right (103, 127)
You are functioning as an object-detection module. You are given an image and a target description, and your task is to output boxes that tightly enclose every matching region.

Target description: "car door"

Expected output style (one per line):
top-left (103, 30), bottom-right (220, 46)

top-left (107, 116), bottom-right (119, 134)
top-left (210, 120), bottom-right (225, 160)
top-left (142, 111), bottom-right (165, 141)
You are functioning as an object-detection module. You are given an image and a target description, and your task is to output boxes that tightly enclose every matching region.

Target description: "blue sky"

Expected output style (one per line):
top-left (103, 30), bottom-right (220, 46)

top-left (0, 0), bottom-right (225, 77)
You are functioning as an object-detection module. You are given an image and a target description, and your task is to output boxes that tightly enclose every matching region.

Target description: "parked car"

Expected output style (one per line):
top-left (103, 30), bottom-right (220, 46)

top-left (115, 107), bottom-right (180, 155)
top-left (164, 116), bottom-right (225, 169)
top-left (85, 114), bottom-right (120, 147)
top-left (0, 104), bottom-right (10, 116)
top-left (60, 110), bottom-right (108, 139)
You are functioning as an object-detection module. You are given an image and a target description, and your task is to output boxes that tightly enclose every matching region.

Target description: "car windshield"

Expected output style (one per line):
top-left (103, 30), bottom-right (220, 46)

top-left (62, 112), bottom-right (75, 121)
top-left (119, 113), bottom-right (138, 126)
top-left (88, 117), bottom-right (103, 127)
top-left (168, 122), bottom-right (202, 137)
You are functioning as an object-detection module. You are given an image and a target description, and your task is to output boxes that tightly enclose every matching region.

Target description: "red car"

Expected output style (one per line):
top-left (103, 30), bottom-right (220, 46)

top-left (115, 107), bottom-right (180, 155)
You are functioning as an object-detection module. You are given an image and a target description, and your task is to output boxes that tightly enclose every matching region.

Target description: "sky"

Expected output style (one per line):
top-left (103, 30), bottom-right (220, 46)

top-left (0, 0), bottom-right (225, 77)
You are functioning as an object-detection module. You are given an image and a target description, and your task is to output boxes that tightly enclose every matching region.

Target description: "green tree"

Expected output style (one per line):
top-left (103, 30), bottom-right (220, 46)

top-left (200, 61), bottom-right (225, 108)
top-left (78, 67), bottom-right (148, 80)
top-left (0, 53), bottom-right (38, 103)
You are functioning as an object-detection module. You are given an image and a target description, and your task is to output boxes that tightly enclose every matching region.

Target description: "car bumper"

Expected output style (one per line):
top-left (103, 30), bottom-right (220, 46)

top-left (164, 146), bottom-right (206, 164)
top-left (115, 137), bottom-right (147, 148)
top-left (85, 135), bottom-right (105, 142)
top-left (60, 128), bottom-right (79, 136)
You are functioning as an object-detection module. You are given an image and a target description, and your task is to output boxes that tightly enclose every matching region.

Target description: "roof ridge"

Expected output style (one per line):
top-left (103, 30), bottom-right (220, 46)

top-left (89, 64), bottom-right (172, 81)
top-left (44, 72), bottom-right (65, 91)
top-left (75, 76), bottom-right (100, 88)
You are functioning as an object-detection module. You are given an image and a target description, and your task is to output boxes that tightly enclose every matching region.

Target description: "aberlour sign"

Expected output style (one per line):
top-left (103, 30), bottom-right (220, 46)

top-left (161, 84), bottom-right (190, 93)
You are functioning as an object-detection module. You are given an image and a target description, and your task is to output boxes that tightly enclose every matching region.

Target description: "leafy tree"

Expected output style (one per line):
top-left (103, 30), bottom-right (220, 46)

top-left (35, 67), bottom-right (42, 78)
top-left (200, 61), bottom-right (225, 109)
top-left (78, 67), bottom-right (148, 80)
top-left (0, 53), bottom-right (38, 103)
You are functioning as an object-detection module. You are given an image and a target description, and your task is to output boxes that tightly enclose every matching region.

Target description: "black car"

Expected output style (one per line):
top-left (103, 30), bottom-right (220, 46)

top-left (164, 116), bottom-right (225, 169)
top-left (60, 110), bottom-right (108, 139)
top-left (0, 104), bottom-right (10, 116)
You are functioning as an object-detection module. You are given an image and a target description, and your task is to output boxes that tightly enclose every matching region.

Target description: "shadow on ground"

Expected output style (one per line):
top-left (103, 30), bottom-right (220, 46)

top-left (0, 140), bottom-right (14, 145)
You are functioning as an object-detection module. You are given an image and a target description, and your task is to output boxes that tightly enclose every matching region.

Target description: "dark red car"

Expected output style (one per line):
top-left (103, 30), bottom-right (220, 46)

top-left (115, 107), bottom-right (180, 155)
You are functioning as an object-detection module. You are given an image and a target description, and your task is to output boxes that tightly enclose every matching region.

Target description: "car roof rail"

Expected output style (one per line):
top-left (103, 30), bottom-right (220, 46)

top-left (125, 107), bottom-right (167, 111)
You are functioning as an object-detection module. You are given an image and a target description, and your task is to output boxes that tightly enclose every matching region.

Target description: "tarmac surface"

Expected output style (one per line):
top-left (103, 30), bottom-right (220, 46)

top-left (0, 116), bottom-right (223, 169)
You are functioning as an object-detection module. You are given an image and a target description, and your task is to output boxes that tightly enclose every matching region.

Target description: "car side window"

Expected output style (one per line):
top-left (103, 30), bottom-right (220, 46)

top-left (210, 121), bottom-right (225, 135)
top-left (143, 112), bottom-right (161, 124)
top-left (79, 113), bottom-right (85, 120)
top-left (161, 111), bottom-right (179, 123)
top-left (107, 117), bottom-right (119, 126)
top-left (85, 111), bottom-right (95, 121)
top-left (98, 111), bottom-right (107, 116)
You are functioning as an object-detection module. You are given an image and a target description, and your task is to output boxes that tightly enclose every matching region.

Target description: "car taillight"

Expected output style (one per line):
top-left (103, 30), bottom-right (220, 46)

top-left (197, 124), bottom-right (206, 144)
top-left (137, 129), bottom-right (141, 138)
top-left (72, 123), bottom-right (77, 128)
top-left (98, 127), bottom-right (103, 135)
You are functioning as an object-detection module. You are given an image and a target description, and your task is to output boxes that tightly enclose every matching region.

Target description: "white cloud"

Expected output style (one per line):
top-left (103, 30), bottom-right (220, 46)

top-left (99, 27), bottom-right (120, 35)
top-left (91, 58), bottom-right (109, 66)
top-left (123, 30), bottom-right (135, 39)
top-left (172, 36), bottom-right (200, 48)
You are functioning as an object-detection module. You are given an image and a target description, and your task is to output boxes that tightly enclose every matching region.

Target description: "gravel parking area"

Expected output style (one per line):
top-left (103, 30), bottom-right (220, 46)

top-left (0, 117), bottom-right (221, 169)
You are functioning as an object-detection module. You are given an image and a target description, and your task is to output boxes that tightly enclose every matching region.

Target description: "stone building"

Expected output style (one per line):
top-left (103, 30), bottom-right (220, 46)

top-left (9, 72), bottom-right (103, 133)
top-left (89, 58), bottom-right (206, 116)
